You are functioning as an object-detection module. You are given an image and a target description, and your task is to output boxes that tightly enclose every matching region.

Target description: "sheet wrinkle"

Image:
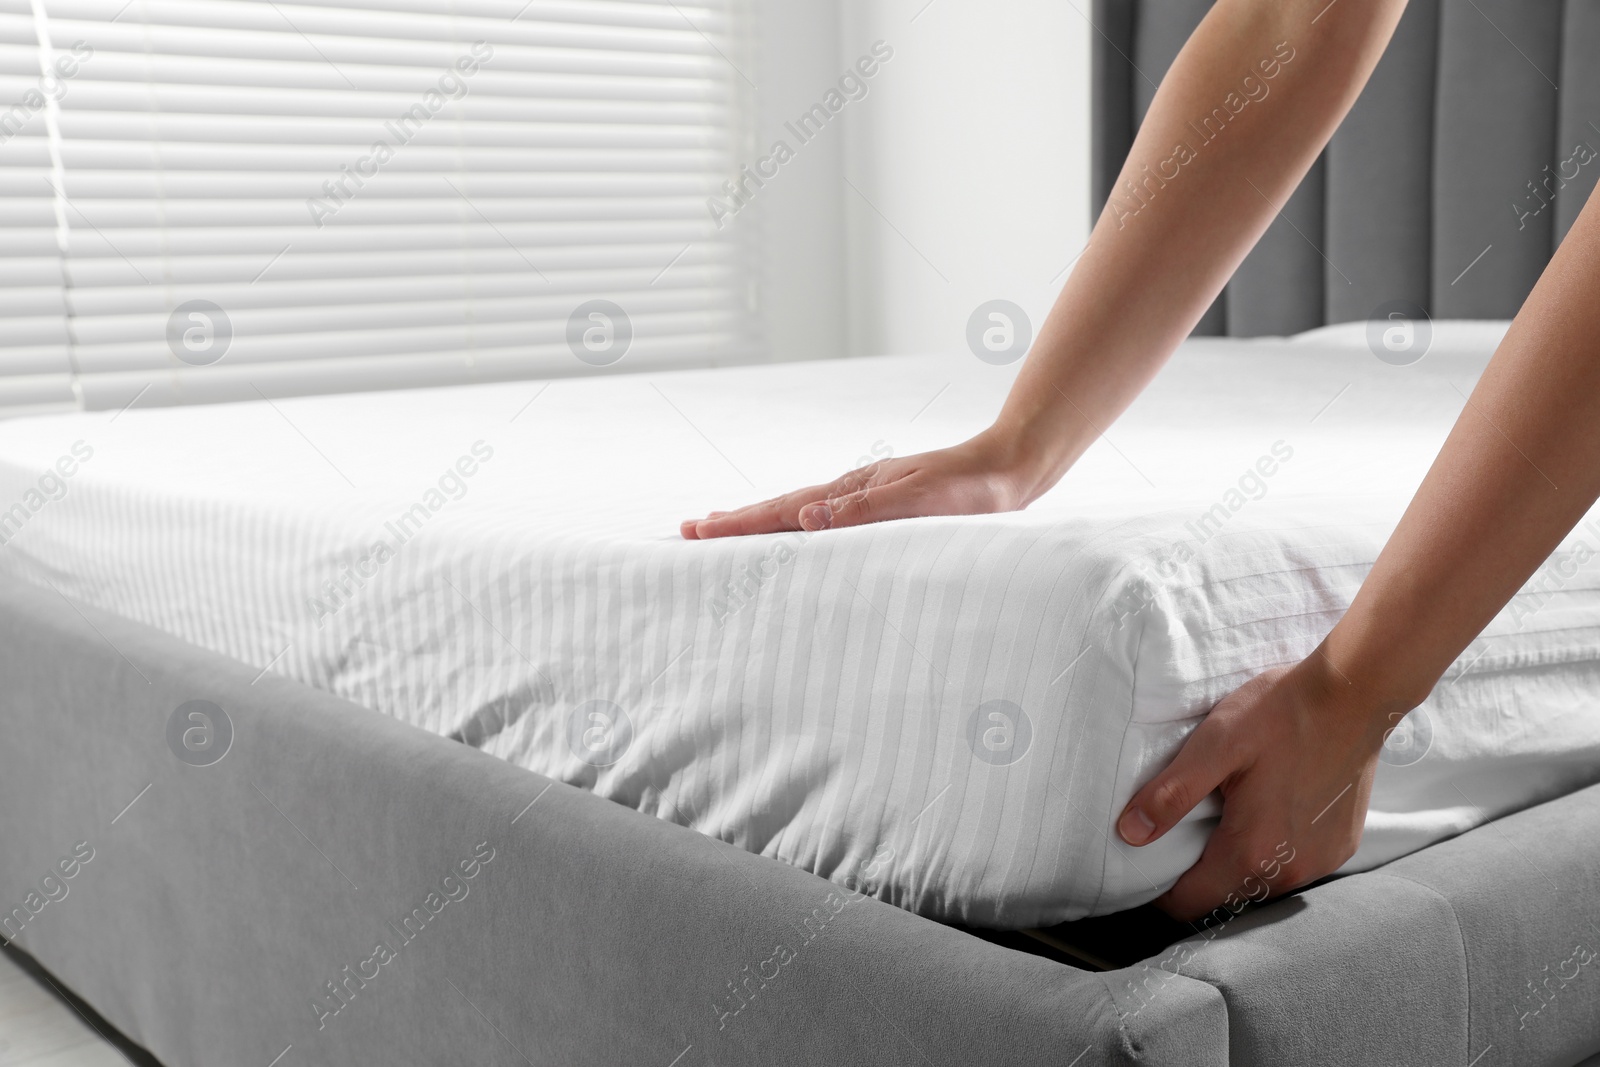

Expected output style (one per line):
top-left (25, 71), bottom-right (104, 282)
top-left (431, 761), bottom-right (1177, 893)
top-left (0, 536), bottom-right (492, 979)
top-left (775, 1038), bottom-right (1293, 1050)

top-left (4, 328), bottom-right (1600, 924)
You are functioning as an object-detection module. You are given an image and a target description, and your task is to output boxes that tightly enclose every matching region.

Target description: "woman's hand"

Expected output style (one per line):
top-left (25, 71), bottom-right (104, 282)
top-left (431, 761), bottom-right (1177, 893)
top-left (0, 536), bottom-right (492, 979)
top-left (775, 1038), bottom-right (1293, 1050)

top-left (680, 430), bottom-right (1041, 540)
top-left (680, 2), bottom-right (1412, 545)
top-left (1117, 657), bottom-right (1399, 922)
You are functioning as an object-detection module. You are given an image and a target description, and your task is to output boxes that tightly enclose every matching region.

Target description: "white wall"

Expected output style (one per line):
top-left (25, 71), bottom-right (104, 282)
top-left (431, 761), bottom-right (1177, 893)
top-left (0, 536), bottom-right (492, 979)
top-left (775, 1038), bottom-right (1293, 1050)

top-left (747, 0), bottom-right (1092, 363)
top-left (837, 0), bottom-right (1092, 359)
top-left (747, 0), bottom-right (850, 364)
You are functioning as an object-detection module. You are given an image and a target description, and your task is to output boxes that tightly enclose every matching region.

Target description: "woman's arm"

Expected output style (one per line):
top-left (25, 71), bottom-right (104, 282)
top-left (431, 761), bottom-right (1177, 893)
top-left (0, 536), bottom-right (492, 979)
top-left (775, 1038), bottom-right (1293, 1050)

top-left (684, 0), bottom-right (1409, 539)
top-left (1119, 192), bottom-right (1600, 920)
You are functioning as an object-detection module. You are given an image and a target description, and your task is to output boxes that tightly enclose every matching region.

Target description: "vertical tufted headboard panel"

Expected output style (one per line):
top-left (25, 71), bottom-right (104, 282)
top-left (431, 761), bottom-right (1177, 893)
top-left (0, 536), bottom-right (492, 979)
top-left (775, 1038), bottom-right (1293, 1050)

top-left (1091, 0), bottom-right (1600, 335)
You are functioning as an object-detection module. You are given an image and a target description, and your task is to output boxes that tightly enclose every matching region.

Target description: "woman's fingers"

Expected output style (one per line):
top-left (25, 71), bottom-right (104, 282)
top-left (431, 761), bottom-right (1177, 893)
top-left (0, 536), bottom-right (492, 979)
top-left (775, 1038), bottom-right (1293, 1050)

top-left (683, 482), bottom-right (840, 539)
top-left (679, 447), bottom-right (1014, 539)
top-left (1117, 715), bottom-right (1237, 847)
top-left (1154, 814), bottom-right (1279, 923)
top-left (684, 461), bottom-right (901, 539)
top-left (1128, 716), bottom-right (1297, 922)
top-left (683, 497), bottom-right (801, 539)
top-left (813, 478), bottom-right (942, 531)
top-left (1116, 702), bottom-right (1265, 923)
top-left (797, 488), bottom-right (878, 532)
top-left (690, 481), bottom-right (910, 538)
top-left (1123, 663), bottom-right (1379, 923)
top-left (797, 501), bottom-right (832, 531)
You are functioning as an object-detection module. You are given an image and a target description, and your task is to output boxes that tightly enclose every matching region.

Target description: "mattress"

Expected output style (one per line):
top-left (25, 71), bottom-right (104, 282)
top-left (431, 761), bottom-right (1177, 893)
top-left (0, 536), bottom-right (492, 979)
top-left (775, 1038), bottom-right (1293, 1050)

top-left (3, 321), bottom-right (1599, 927)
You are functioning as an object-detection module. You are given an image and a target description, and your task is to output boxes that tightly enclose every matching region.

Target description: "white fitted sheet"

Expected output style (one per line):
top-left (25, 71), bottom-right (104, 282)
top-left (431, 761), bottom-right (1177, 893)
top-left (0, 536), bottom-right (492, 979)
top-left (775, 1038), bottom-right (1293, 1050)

top-left (3, 321), bottom-right (1600, 926)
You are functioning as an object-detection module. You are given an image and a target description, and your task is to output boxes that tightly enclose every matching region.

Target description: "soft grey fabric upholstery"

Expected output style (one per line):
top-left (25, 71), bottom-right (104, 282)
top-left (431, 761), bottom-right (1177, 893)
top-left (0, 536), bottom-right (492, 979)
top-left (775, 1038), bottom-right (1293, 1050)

top-left (1091, 0), bottom-right (1594, 334)
top-left (0, 576), bottom-right (1225, 1067)
top-left (1382, 786), bottom-right (1600, 1067)
top-left (1166, 783), bottom-right (1600, 1066)
top-left (1557, 1), bottom-right (1600, 243)
top-left (8, 575), bottom-right (1600, 1064)
top-left (1142, 873), bottom-right (1470, 1064)
top-left (1226, 159), bottom-right (1325, 337)
top-left (1432, 0), bottom-right (1564, 317)
top-left (1326, 0), bottom-right (1439, 323)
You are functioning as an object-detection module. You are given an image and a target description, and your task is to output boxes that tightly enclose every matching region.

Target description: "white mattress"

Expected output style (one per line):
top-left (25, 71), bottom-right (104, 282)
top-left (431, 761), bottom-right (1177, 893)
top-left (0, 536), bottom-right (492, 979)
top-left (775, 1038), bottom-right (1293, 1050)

top-left (4, 322), bottom-right (1600, 927)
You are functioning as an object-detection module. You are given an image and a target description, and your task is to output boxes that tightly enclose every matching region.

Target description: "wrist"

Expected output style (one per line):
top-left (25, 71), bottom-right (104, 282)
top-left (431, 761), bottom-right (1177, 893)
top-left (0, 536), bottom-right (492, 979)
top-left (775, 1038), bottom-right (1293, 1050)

top-left (1295, 627), bottom-right (1437, 735)
top-left (972, 414), bottom-right (1092, 508)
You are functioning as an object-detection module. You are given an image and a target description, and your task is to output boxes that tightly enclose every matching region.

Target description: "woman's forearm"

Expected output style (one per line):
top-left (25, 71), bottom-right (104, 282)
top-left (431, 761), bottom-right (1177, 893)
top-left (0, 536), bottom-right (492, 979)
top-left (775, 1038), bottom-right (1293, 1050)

top-left (1119, 164), bottom-right (1600, 921)
top-left (989, 0), bottom-right (1409, 500)
top-left (1318, 193), bottom-right (1600, 713)
top-left (681, 0), bottom-right (1411, 541)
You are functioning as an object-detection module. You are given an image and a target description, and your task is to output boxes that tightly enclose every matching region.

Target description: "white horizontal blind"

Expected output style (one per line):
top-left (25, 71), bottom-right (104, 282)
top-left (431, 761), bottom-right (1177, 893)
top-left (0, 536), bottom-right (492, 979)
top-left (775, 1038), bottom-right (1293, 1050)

top-left (0, 0), bottom-right (76, 415)
top-left (26, 0), bottom-right (761, 411)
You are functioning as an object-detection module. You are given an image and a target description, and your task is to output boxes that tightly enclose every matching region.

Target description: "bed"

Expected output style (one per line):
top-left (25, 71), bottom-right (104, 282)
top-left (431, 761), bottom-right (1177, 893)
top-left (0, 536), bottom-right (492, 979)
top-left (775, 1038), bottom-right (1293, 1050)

top-left (5, 319), bottom-right (1600, 937)
top-left (4, 321), bottom-right (1600, 1066)
top-left (5, 0), bottom-right (1600, 1062)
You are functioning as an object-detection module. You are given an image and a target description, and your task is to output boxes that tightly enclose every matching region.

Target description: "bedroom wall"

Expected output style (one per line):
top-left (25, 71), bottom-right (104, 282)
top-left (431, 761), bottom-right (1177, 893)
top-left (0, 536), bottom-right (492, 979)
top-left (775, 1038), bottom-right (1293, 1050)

top-left (836, 1), bottom-right (1093, 360)
top-left (748, 0), bottom-right (851, 365)
top-left (748, 0), bottom-right (1094, 365)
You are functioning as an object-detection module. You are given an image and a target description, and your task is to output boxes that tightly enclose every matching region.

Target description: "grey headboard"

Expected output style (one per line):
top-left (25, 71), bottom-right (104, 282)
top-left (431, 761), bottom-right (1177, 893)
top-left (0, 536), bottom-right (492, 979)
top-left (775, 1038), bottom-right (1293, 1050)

top-left (1091, 0), bottom-right (1600, 335)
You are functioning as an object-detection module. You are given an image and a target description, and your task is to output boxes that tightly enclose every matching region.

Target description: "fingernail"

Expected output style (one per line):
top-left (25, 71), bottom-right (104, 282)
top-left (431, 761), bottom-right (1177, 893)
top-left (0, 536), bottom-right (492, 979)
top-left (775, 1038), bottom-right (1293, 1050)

top-left (1118, 807), bottom-right (1156, 846)
top-left (799, 503), bottom-right (832, 531)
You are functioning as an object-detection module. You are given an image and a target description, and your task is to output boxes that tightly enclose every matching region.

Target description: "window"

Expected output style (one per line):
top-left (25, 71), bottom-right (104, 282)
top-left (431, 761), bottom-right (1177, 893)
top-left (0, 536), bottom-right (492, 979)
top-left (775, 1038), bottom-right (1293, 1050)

top-left (0, 0), bottom-right (761, 414)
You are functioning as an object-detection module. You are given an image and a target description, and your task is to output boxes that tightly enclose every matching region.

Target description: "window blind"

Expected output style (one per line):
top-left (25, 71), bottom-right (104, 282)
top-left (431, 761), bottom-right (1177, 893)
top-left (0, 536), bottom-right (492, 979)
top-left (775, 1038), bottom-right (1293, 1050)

top-left (0, 0), bottom-right (75, 415)
top-left (7, 0), bottom-right (761, 413)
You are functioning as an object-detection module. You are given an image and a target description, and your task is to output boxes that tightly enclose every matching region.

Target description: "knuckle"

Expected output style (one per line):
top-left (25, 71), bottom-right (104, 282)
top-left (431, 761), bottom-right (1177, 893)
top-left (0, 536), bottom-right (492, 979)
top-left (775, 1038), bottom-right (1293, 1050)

top-left (1213, 823), bottom-right (1256, 856)
top-left (1274, 834), bottom-right (1360, 892)
top-left (1277, 855), bottom-right (1326, 891)
top-left (1149, 777), bottom-right (1193, 821)
top-left (833, 490), bottom-right (868, 517)
top-left (838, 463), bottom-right (878, 494)
top-left (1276, 862), bottom-right (1310, 890)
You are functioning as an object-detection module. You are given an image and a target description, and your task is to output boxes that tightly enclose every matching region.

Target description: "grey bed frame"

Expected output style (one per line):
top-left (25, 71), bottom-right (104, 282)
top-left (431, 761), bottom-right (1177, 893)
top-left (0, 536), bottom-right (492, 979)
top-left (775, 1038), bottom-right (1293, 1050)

top-left (5, 576), bottom-right (1600, 1067)
top-left (7, 1), bottom-right (1600, 1064)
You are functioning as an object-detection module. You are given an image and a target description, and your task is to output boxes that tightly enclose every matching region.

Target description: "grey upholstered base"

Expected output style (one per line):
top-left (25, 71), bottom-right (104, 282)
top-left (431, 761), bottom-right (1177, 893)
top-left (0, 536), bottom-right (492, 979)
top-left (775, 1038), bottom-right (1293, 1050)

top-left (1119, 790), bottom-right (1600, 1065)
top-left (0, 577), bottom-right (1221, 1067)
top-left (0, 573), bottom-right (1596, 1066)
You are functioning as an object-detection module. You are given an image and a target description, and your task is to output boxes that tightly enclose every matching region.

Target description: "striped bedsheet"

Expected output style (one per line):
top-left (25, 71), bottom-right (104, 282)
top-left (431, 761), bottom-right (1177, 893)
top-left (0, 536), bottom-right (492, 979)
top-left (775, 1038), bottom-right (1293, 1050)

top-left (4, 320), bottom-right (1600, 926)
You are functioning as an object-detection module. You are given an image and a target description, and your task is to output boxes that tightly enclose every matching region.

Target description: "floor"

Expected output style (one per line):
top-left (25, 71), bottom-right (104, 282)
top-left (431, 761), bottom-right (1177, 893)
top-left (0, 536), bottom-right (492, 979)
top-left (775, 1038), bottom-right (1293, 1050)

top-left (0, 947), bottom-right (141, 1067)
